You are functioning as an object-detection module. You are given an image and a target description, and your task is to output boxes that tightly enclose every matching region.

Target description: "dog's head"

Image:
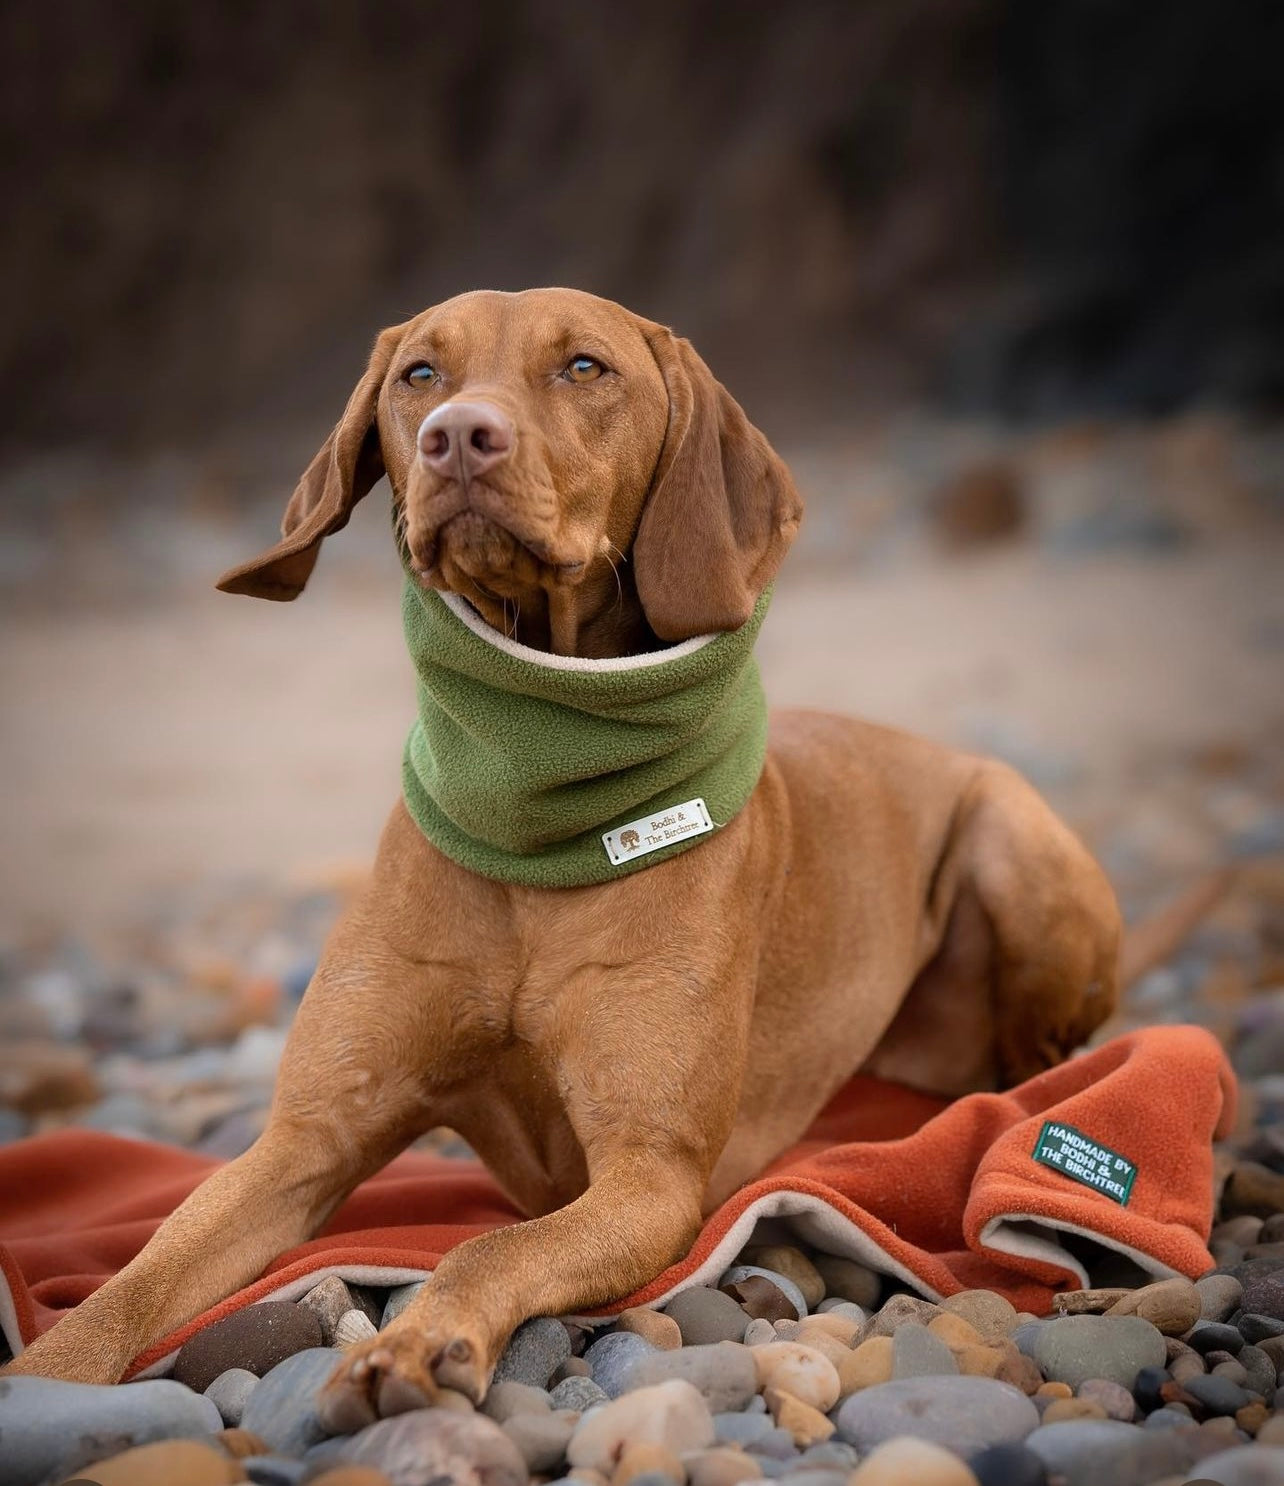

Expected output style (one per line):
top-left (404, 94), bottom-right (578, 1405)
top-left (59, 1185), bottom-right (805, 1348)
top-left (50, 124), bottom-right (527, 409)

top-left (218, 288), bottom-right (802, 655)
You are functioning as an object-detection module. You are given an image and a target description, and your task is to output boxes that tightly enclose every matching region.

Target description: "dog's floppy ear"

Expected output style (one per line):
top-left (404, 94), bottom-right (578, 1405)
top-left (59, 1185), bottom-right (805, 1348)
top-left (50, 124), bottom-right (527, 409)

top-left (216, 324), bottom-right (406, 600)
top-left (632, 328), bottom-right (802, 641)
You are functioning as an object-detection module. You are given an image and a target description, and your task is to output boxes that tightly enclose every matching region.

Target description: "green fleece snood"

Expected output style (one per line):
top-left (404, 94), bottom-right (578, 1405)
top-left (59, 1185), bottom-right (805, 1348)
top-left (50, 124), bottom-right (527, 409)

top-left (400, 579), bottom-right (770, 887)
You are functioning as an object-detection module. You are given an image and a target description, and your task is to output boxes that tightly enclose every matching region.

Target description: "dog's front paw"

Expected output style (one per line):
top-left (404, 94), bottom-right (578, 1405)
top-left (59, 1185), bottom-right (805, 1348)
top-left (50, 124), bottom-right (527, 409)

top-left (317, 1318), bottom-right (492, 1432)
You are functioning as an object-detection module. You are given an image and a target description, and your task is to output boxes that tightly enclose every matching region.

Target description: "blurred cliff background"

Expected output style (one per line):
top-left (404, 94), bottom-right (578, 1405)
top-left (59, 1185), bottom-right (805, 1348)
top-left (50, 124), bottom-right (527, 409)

top-left (1, 1), bottom-right (1282, 1144)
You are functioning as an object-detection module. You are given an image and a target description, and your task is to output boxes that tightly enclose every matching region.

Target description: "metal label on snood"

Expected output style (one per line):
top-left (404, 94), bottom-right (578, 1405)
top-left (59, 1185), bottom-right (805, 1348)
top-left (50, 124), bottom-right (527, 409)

top-left (1032, 1120), bottom-right (1137, 1205)
top-left (602, 797), bottom-right (713, 866)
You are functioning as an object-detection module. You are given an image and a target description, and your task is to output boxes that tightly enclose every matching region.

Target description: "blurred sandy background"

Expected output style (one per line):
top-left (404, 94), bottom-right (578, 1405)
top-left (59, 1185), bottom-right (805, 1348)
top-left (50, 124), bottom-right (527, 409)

top-left (1, 0), bottom-right (1281, 972)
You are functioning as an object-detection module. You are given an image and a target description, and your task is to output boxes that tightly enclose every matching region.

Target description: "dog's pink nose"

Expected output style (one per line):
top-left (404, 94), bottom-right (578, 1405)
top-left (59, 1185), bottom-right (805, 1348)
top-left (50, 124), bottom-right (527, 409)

top-left (417, 401), bottom-right (514, 482)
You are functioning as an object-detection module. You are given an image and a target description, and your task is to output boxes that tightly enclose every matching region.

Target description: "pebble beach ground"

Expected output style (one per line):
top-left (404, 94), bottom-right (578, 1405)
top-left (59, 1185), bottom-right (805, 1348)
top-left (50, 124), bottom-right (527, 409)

top-left (2, 414), bottom-right (1283, 1484)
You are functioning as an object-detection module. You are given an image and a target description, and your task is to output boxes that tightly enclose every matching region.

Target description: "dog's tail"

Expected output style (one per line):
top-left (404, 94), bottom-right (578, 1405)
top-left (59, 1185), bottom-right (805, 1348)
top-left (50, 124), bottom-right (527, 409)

top-left (1119, 867), bottom-right (1237, 989)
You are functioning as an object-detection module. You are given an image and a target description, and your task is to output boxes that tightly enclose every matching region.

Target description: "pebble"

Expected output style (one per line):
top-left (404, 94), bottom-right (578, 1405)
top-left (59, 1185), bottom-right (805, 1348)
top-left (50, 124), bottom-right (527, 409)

top-left (848, 1436), bottom-right (980, 1484)
top-left (797, 1312), bottom-right (861, 1346)
top-left (1241, 1269), bottom-right (1284, 1322)
top-left (721, 1273), bottom-right (799, 1324)
top-left (242, 1457), bottom-right (306, 1486)
top-left (627, 1341), bottom-right (759, 1412)
top-left (334, 1308), bottom-right (379, 1346)
top-left (493, 1316), bottom-right (573, 1388)
top-left (205, 1366), bottom-right (260, 1426)
top-left (763, 1384), bottom-right (835, 1446)
top-left (836, 1375), bottom-right (1038, 1454)
top-left (838, 1335), bottom-right (894, 1394)
top-left (1198, 1274), bottom-right (1245, 1322)
top-left (171, 1302), bottom-right (325, 1392)
top-left (67, 1438), bottom-right (248, 1485)
top-left (1033, 1315), bottom-right (1167, 1389)
top-left (1238, 1312), bottom-right (1284, 1343)
top-left (740, 1246), bottom-right (826, 1308)
top-left (502, 1408), bottom-right (576, 1471)
top-left (1238, 1342), bottom-right (1277, 1395)
top-left (814, 1260), bottom-right (879, 1307)
top-left (299, 1275), bottom-right (359, 1342)
top-left (1190, 1321), bottom-right (1246, 1356)
top-left (380, 1280), bottom-right (426, 1328)
top-left (868, 1293), bottom-right (940, 1336)
top-left (892, 1321), bottom-right (960, 1378)
top-left (1051, 1288), bottom-right (1134, 1316)
top-left (1023, 1419), bottom-right (1191, 1486)
top-left (749, 1341), bottom-right (841, 1411)
top-left (1185, 1372), bottom-right (1253, 1415)
top-left (219, 1428), bottom-right (271, 1458)
top-left (332, 1407), bottom-right (527, 1486)
top-left (719, 1265), bottom-right (807, 1320)
top-left (240, 1347), bottom-right (341, 1455)
top-left (567, 1380), bottom-right (714, 1472)
top-left (550, 1375), bottom-right (609, 1412)
top-left (306, 1469), bottom-right (395, 1486)
top-left (616, 1308), bottom-right (682, 1350)
top-left (584, 1331), bottom-right (658, 1398)
top-left (1191, 1446), bottom-right (1284, 1484)
top-left (968, 1442), bottom-right (1049, 1486)
top-left (685, 1446), bottom-right (767, 1486)
top-left (481, 1380), bottom-right (552, 1423)
top-left (941, 1290), bottom-right (1018, 1340)
top-left (1105, 1277), bottom-right (1202, 1336)
top-left (712, 1409), bottom-right (773, 1445)
top-left (0, 1375), bottom-right (222, 1486)
top-left (742, 1317), bottom-right (776, 1346)
top-left (663, 1287), bottom-right (751, 1346)
top-left (614, 1440), bottom-right (685, 1484)
top-left (1222, 1162), bottom-right (1284, 1220)
top-left (1076, 1377), bottom-right (1136, 1420)
top-left (1042, 1397), bottom-right (1108, 1423)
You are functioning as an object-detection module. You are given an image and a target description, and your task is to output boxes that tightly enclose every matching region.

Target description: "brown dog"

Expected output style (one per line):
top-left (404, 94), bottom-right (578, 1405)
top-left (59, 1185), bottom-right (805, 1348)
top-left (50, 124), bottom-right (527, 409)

top-left (7, 288), bottom-right (1124, 1427)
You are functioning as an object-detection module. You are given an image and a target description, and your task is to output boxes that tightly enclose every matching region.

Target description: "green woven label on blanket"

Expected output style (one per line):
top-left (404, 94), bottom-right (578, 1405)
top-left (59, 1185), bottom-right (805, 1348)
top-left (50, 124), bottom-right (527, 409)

top-left (1032, 1121), bottom-right (1137, 1205)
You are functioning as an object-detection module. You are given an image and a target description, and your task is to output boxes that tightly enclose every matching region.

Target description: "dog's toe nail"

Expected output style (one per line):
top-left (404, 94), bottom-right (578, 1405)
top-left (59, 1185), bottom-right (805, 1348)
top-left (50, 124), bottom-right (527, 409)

top-left (378, 1372), bottom-right (432, 1416)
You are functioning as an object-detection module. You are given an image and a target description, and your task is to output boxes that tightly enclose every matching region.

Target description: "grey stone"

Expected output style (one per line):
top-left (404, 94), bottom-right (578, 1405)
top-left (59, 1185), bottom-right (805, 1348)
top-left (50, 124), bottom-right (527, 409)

top-left (891, 1321), bottom-right (959, 1378)
top-left (813, 1300), bottom-right (866, 1324)
top-left (203, 1365), bottom-right (259, 1426)
top-left (298, 1274), bottom-right (358, 1343)
top-left (1197, 1274), bottom-right (1244, 1322)
top-left (744, 1425), bottom-right (798, 1460)
top-left (503, 1408), bottom-right (576, 1472)
top-left (584, 1330), bottom-right (657, 1398)
top-left (334, 1406), bottom-right (528, 1486)
top-left (481, 1379), bottom-right (552, 1423)
top-left (719, 1266), bottom-right (808, 1321)
top-left (835, 1376), bottom-right (1038, 1455)
top-left (549, 1374), bottom-right (609, 1413)
top-left (1012, 1320), bottom-right (1044, 1357)
top-left (796, 1440), bottom-right (857, 1469)
top-left (1023, 1419), bottom-right (1192, 1486)
top-left (243, 1457), bottom-right (307, 1485)
top-left (1191, 1445), bottom-right (1284, 1485)
top-left (1142, 1405), bottom-right (1196, 1430)
top-left (493, 1316), bottom-right (572, 1389)
top-left (969, 1442), bottom-right (1050, 1486)
top-left (1032, 1315), bottom-right (1166, 1389)
top-left (1238, 1312), bottom-right (1284, 1343)
top-left (0, 1374), bottom-right (221, 1486)
top-left (625, 1341), bottom-right (758, 1412)
top-left (1075, 1377), bottom-right (1135, 1421)
top-left (240, 1346), bottom-right (341, 1455)
top-left (664, 1286), bottom-right (752, 1345)
top-left (1240, 1267), bottom-right (1284, 1321)
top-left (1237, 1342), bottom-right (1277, 1395)
top-left (713, 1409), bottom-right (774, 1445)
top-left (381, 1279), bottom-right (427, 1328)
top-left (1189, 1321), bottom-right (1244, 1355)
top-left (1183, 1372), bottom-right (1251, 1415)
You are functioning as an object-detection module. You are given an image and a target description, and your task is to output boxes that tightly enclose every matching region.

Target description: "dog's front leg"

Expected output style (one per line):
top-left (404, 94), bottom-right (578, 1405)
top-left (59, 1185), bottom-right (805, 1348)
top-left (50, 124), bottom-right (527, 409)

top-left (4, 948), bottom-right (440, 1385)
top-left (320, 952), bottom-right (753, 1427)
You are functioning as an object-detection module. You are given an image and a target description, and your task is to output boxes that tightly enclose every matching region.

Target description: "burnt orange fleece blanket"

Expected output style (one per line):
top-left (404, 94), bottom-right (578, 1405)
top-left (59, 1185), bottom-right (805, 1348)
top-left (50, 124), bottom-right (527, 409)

top-left (0, 1025), bottom-right (1235, 1378)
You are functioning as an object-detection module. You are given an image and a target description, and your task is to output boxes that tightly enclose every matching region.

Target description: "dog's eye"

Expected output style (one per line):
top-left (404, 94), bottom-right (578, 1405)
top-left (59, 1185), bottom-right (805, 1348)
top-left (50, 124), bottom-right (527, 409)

top-left (565, 355), bottom-right (604, 383)
top-left (405, 363), bottom-right (438, 387)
